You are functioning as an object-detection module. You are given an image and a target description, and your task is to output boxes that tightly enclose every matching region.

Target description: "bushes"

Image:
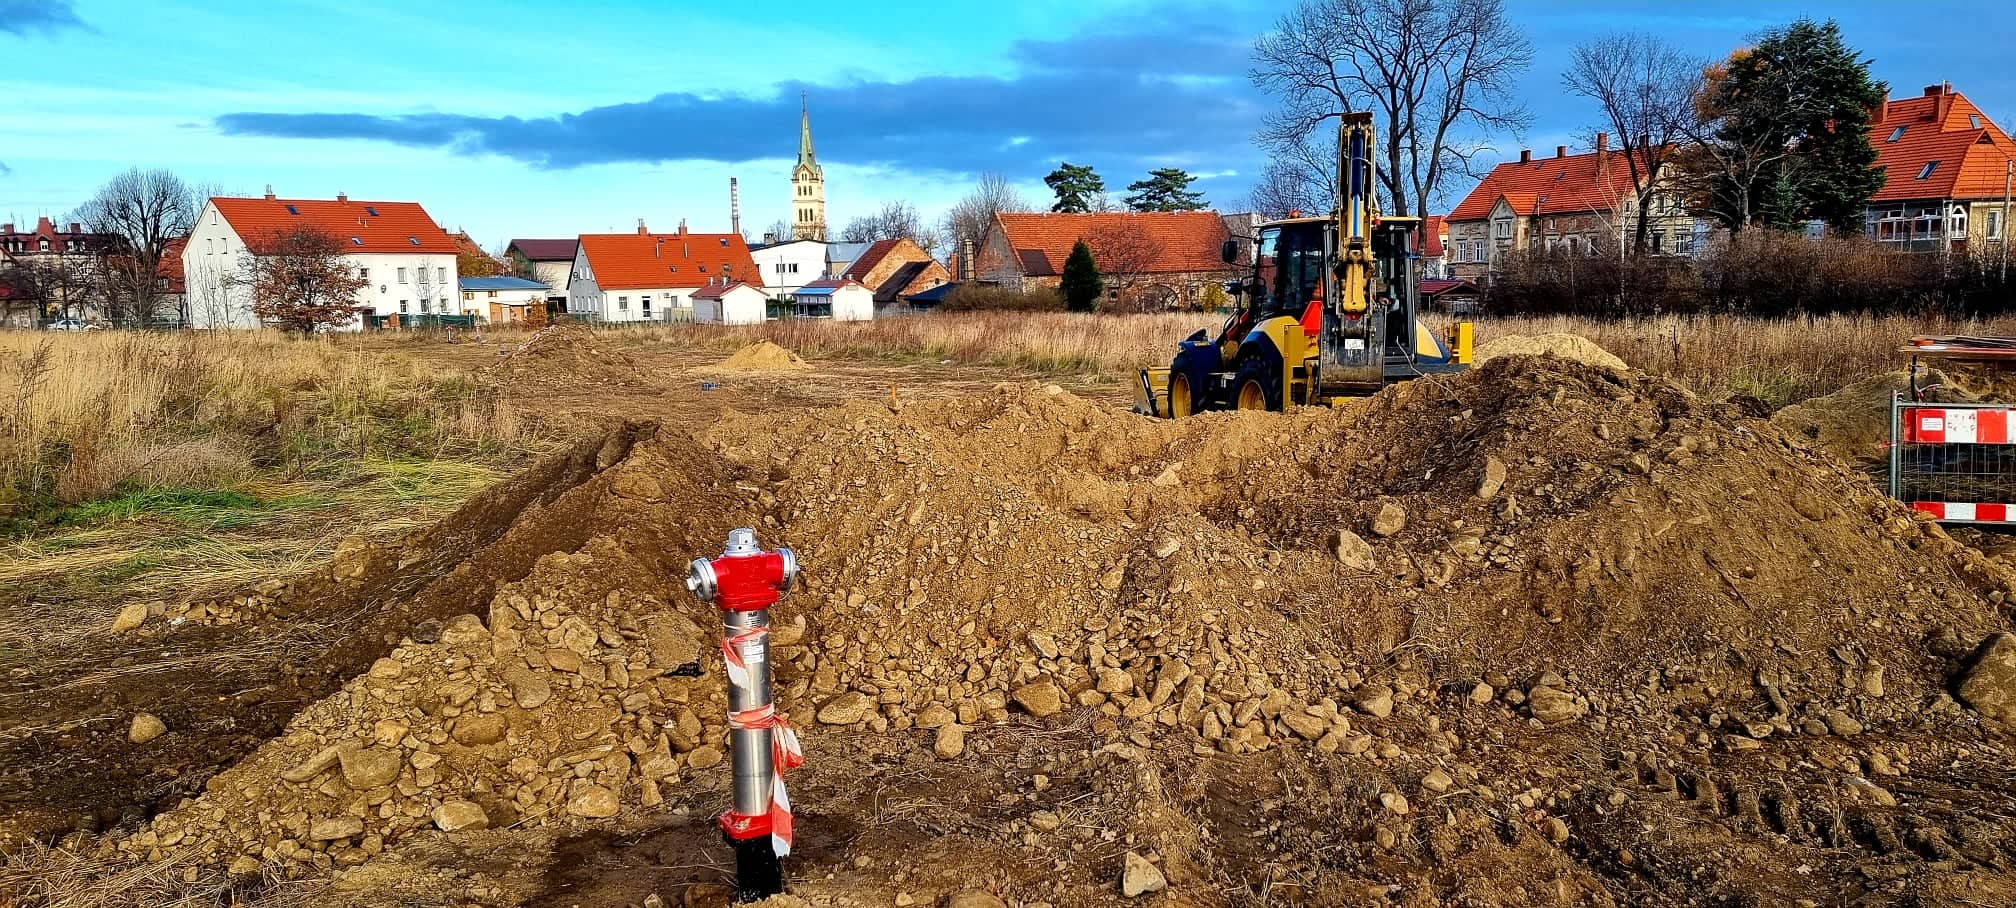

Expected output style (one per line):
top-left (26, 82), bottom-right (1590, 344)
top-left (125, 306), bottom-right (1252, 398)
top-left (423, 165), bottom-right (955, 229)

top-left (1484, 231), bottom-right (2016, 317)
top-left (936, 285), bottom-right (1064, 312)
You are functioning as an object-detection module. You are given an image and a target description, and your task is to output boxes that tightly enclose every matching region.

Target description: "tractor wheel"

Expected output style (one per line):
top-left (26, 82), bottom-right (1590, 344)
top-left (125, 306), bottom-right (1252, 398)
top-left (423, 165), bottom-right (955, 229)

top-left (1168, 373), bottom-right (1195, 418)
top-left (1234, 357), bottom-right (1283, 412)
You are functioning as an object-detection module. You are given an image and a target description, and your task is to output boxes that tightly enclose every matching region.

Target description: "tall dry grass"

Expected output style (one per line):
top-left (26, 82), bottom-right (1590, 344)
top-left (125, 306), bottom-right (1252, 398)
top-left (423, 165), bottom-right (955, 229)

top-left (0, 330), bottom-right (522, 516)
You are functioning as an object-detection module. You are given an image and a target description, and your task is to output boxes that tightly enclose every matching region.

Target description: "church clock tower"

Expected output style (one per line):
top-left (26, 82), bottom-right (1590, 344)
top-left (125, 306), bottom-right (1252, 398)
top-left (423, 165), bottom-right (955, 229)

top-left (791, 95), bottom-right (826, 241)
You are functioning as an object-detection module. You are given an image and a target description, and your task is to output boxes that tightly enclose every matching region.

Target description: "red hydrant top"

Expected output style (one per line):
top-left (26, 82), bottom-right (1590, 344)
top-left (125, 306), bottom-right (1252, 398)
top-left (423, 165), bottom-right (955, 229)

top-left (687, 528), bottom-right (797, 612)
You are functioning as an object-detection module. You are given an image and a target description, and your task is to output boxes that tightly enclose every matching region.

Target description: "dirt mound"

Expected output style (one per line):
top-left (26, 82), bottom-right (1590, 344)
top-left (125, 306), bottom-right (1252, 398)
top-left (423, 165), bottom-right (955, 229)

top-left (702, 340), bottom-right (810, 373)
top-left (483, 325), bottom-right (650, 390)
top-left (1475, 332), bottom-right (1628, 372)
top-left (75, 361), bottom-right (2016, 906)
top-left (1773, 368), bottom-right (1974, 468)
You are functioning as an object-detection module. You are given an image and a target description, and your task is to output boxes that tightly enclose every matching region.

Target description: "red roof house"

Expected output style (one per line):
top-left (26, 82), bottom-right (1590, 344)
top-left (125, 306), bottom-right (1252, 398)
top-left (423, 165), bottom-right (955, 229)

top-left (567, 222), bottom-right (759, 323)
top-left (1444, 134), bottom-right (1697, 277)
top-left (976, 211), bottom-right (1232, 310)
top-left (1864, 84), bottom-right (2016, 252)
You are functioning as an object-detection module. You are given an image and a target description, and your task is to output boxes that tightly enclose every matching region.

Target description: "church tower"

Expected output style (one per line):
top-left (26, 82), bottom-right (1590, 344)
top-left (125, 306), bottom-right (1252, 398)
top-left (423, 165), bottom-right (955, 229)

top-left (790, 94), bottom-right (827, 241)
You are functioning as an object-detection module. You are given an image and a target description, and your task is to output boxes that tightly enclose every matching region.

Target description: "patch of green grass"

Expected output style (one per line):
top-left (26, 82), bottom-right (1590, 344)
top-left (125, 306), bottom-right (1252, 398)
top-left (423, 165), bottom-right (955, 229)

top-left (95, 554), bottom-right (160, 585)
top-left (56, 488), bottom-right (263, 527)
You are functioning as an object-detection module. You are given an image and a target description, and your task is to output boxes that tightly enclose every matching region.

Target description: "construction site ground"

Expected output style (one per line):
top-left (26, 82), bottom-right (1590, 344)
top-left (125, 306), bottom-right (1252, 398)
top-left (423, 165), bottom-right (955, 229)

top-left (5, 326), bottom-right (2016, 908)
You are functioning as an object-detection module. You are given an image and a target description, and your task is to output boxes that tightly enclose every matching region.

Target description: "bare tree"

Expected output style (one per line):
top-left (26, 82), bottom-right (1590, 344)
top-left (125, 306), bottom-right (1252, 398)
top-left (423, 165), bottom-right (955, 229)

top-left (943, 173), bottom-right (1033, 253)
top-left (762, 218), bottom-right (792, 244)
top-left (1562, 32), bottom-right (1699, 253)
top-left (1248, 154), bottom-right (1330, 220)
top-left (1671, 54), bottom-right (1807, 233)
top-left (839, 200), bottom-right (944, 255)
top-left (1082, 221), bottom-right (1166, 311)
top-left (71, 168), bottom-right (202, 326)
top-left (1251, 0), bottom-right (1532, 217)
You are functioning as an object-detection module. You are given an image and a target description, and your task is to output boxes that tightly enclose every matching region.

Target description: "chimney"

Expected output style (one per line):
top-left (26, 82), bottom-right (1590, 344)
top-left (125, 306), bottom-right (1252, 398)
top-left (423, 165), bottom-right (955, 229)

top-left (960, 237), bottom-right (976, 282)
top-left (1555, 145), bottom-right (1567, 158)
top-left (729, 178), bottom-right (742, 236)
top-left (336, 192), bottom-right (348, 204)
top-left (68, 222), bottom-right (80, 235)
top-left (1519, 149), bottom-right (1532, 163)
top-left (678, 218), bottom-right (688, 236)
top-left (654, 238), bottom-right (663, 259)
top-left (763, 231), bottom-right (778, 245)
top-left (1596, 132), bottom-right (1608, 153)
top-left (1871, 89), bottom-right (1890, 123)
top-left (1934, 81), bottom-right (1955, 123)
top-left (264, 184), bottom-right (276, 200)
top-left (36, 216), bottom-right (53, 233)
top-left (1, 224), bottom-right (11, 235)
top-left (636, 218), bottom-right (647, 235)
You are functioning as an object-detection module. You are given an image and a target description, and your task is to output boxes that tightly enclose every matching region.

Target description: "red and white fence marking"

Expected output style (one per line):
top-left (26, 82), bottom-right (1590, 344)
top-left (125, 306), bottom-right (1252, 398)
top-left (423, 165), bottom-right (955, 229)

top-left (1904, 407), bottom-right (2014, 444)
top-left (1911, 501), bottom-right (2016, 523)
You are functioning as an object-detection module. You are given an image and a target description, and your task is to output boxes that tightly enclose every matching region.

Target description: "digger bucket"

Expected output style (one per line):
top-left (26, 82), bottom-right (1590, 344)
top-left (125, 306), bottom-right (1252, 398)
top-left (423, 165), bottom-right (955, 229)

top-left (1135, 367), bottom-right (1171, 417)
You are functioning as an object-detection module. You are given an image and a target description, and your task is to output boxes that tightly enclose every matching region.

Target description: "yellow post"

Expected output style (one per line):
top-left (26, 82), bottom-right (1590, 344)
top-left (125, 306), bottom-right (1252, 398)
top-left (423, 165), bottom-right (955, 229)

top-left (1453, 322), bottom-right (1474, 365)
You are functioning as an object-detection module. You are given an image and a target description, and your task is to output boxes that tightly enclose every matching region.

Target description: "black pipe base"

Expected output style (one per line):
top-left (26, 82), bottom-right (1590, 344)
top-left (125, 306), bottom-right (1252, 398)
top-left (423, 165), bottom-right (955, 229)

top-left (731, 836), bottom-right (785, 903)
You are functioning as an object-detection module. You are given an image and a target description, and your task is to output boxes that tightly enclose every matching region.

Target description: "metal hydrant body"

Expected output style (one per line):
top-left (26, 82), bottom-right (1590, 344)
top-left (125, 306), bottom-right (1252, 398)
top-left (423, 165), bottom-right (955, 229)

top-left (687, 528), bottom-right (798, 902)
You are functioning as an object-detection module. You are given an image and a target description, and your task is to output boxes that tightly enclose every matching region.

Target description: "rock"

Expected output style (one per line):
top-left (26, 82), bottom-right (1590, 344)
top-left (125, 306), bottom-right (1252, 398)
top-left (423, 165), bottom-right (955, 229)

top-left (546, 648), bottom-right (583, 673)
top-left (373, 719), bottom-right (409, 748)
top-left (1121, 851), bottom-right (1167, 898)
top-left (1527, 686), bottom-right (1585, 724)
top-left (686, 745), bottom-right (724, 770)
top-left (1370, 502), bottom-right (1408, 537)
top-left (945, 891), bottom-right (1007, 908)
top-left (1468, 683), bottom-right (1494, 705)
top-left (916, 703), bottom-right (956, 729)
top-left (1476, 456), bottom-right (1508, 501)
top-left (329, 536), bottom-right (373, 581)
top-left (1153, 537), bottom-right (1182, 559)
top-left (566, 785), bottom-right (621, 819)
top-left (339, 747), bottom-right (402, 789)
top-left (611, 471), bottom-right (664, 501)
top-left (1030, 810), bottom-right (1062, 832)
top-left (367, 658), bottom-right (403, 679)
top-left (1096, 668), bottom-right (1134, 694)
top-left (643, 612), bottom-right (703, 669)
top-left (1380, 792), bottom-right (1411, 815)
top-left (934, 724), bottom-right (966, 760)
top-left (282, 745), bottom-right (344, 783)
top-left (1958, 633), bottom-right (2016, 726)
top-left (556, 617), bottom-right (598, 656)
top-left (227, 855), bottom-right (261, 875)
top-left (1282, 711), bottom-right (1329, 740)
top-left (126, 713), bottom-right (166, 744)
top-left (503, 667), bottom-right (551, 709)
top-left (1824, 710), bottom-right (1863, 737)
top-left (1333, 530), bottom-right (1377, 572)
top-left (1863, 663), bottom-right (1887, 698)
top-left (409, 618), bottom-right (443, 644)
top-left (438, 614), bottom-right (490, 646)
top-left (452, 713), bottom-right (507, 746)
top-left (309, 816), bottom-right (364, 841)
top-left (1013, 680), bottom-right (1064, 718)
top-left (818, 691), bottom-right (873, 725)
top-left (111, 602), bottom-right (149, 633)
top-left (1353, 684), bottom-right (1394, 719)
top-left (432, 800), bottom-right (489, 832)
top-left (1026, 631), bottom-right (1060, 660)
top-left (1546, 817), bottom-right (1570, 843)
top-left (1422, 769), bottom-right (1454, 793)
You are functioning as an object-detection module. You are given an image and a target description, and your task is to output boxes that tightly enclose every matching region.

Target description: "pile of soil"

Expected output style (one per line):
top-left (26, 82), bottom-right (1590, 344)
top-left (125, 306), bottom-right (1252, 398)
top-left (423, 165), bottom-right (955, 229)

top-left (1773, 368), bottom-right (1969, 468)
top-left (484, 325), bottom-right (649, 390)
top-left (1475, 333), bottom-right (1629, 372)
top-left (53, 357), bottom-right (2016, 906)
top-left (700, 341), bottom-right (811, 373)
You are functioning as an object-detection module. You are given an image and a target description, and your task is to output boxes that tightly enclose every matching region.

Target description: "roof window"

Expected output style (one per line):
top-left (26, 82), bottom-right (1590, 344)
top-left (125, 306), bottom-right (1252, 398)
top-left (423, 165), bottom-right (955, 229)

top-left (351, 236), bottom-right (364, 246)
top-left (1970, 114), bottom-right (1983, 130)
top-left (285, 204), bottom-right (301, 215)
top-left (1918, 161), bottom-right (1940, 180)
top-left (365, 206), bottom-right (379, 216)
top-left (1888, 125), bottom-right (1907, 143)
top-left (719, 238), bottom-right (729, 246)
top-left (408, 236), bottom-right (420, 245)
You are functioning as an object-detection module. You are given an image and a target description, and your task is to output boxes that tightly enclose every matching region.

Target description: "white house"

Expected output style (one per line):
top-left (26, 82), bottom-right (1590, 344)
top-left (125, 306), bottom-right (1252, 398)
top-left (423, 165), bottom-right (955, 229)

top-left (692, 280), bottom-right (770, 325)
top-left (792, 278), bottom-right (875, 321)
top-left (181, 191), bottom-right (459, 330)
top-left (566, 221), bottom-right (759, 324)
top-left (459, 275), bottom-right (549, 324)
top-left (504, 239), bottom-right (577, 306)
top-left (747, 238), bottom-right (824, 297)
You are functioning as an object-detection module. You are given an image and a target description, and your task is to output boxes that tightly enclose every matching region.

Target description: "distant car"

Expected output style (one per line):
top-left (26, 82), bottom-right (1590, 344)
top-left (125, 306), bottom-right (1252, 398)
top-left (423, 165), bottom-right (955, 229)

top-left (45, 319), bottom-right (99, 331)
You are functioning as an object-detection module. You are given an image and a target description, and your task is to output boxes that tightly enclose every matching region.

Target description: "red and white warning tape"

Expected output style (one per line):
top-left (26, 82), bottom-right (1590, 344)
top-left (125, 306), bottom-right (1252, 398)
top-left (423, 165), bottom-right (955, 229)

top-left (722, 625), bottom-right (804, 856)
top-left (1912, 501), bottom-right (2016, 523)
top-left (1904, 407), bottom-right (2015, 444)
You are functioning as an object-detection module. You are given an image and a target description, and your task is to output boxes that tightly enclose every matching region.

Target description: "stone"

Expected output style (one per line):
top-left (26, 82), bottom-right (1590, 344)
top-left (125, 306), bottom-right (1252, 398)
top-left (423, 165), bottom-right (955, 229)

top-left (566, 785), bottom-right (621, 819)
top-left (916, 703), bottom-right (956, 729)
top-left (1477, 456), bottom-right (1508, 501)
top-left (227, 855), bottom-right (261, 875)
top-left (1120, 851), bottom-right (1167, 897)
top-left (818, 691), bottom-right (873, 725)
top-left (438, 614), bottom-right (490, 646)
top-left (309, 816), bottom-right (364, 841)
top-left (452, 713), bottom-right (507, 746)
top-left (1546, 817), bottom-right (1571, 843)
top-left (934, 724), bottom-right (966, 760)
top-left (503, 667), bottom-right (551, 709)
top-left (373, 719), bottom-right (409, 748)
top-left (1958, 633), bottom-right (2016, 726)
top-left (338, 747), bottom-right (402, 789)
top-left (1282, 711), bottom-right (1329, 740)
top-left (643, 613), bottom-right (703, 669)
top-left (1527, 686), bottom-right (1585, 724)
top-left (329, 536), bottom-right (373, 581)
top-left (1030, 810), bottom-right (1062, 832)
top-left (686, 745), bottom-right (724, 770)
top-left (1824, 710), bottom-right (1863, 737)
top-left (126, 713), bottom-right (167, 744)
top-left (432, 800), bottom-right (489, 832)
top-left (1468, 683), bottom-right (1494, 705)
top-left (1380, 792), bottom-right (1410, 815)
top-left (367, 658), bottom-right (403, 679)
top-left (1013, 680), bottom-right (1064, 718)
top-left (1422, 769), bottom-right (1454, 793)
top-left (1863, 663), bottom-right (1887, 698)
top-left (546, 648), bottom-right (583, 673)
top-left (111, 602), bottom-right (149, 633)
top-left (1153, 537), bottom-right (1182, 559)
top-left (282, 745), bottom-right (344, 783)
top-left (611, 471), bottom-right (664, 501)
top-left (1026, 631), bottom-right (1060, 660)
top-left (1333, 529), bottom-right (1377, 572)
top-left (1096, 668), bottom-right (1134, 694)
top-left (945, 891), bottom-right (1007, 908)
top-left (556, 617), bottom-right (599, 656)
top-left (1370, 501), bottom-right (1408, 537)
top-left (1353, 684), bottom-right (1394, 719)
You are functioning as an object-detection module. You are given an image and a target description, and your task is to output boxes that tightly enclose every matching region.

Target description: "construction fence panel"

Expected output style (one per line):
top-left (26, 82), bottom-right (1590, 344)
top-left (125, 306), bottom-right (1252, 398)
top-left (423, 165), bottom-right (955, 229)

top-left (1890, 395), bottom-right (2016, 523)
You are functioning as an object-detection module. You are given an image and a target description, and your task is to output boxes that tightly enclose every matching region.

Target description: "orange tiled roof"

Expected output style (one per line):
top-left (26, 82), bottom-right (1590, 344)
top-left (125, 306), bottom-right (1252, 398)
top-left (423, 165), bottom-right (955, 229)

top-left (211, 196), bottom-right (457, 255)
top-left (993, 212), bottom-right (1229, 276)
top-left (578, 229), bottom-right (758, 291)
top-left (1447, 148), bottom-right (1647, 222)
top-left (1419, 215), bottom-right (1446, 256)
top-left (1869, 86), bottom-right (2016, 202)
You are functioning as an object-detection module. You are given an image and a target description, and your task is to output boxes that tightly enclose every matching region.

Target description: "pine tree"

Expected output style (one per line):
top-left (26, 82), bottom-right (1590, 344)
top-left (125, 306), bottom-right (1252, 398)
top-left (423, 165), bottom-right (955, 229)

top-left (1060, 240), bottom-right (1103, 312)
top-left (1125, 168), bottom-right (1209, 212)
top-left (1045, 163), bottom-right (1106, 213)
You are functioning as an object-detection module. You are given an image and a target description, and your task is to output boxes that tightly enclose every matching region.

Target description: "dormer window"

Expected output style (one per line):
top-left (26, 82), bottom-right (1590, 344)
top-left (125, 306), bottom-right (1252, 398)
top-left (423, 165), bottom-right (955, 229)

top-left (1888, 125), bottom-right (1907, 143)
top-left (1918, 161), bottom-right (1940, 180)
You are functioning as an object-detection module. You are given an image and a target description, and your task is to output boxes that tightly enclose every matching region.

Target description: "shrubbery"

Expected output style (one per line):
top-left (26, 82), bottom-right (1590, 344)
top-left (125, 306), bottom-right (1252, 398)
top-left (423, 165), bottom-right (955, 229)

top-left (937, 285), bottom-right (1065, 312)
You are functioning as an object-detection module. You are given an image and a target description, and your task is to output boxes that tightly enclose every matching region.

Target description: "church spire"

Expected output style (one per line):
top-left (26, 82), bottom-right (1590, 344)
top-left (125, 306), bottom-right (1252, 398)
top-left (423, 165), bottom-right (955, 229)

top-left (797, 92), bottom-right (819, 174)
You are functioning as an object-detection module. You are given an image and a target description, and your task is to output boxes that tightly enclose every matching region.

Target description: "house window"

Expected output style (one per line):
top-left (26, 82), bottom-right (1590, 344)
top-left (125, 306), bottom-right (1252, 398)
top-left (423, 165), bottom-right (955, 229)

top-left (420, 299), bottom-right (431, 314)
top-left (1918, 161), bottom-right (1939, 180)
top-left (1991, 210), bottom-right (2004, 240)
top-left (669, 295), bottom-right (681, 308)
top-left (397, 267), bottom-right (408, 283)
top-left (1677, 231), bottom-right (1695, 255)
top-left (1492, 220), bottom-right (1511, 239)
top-left (464, 292), bottom-right (474, 301)
top-left (487, 290), bottom-right (497, 299)
top-left (360, 268), bottom-right (370, 280)
top-left (437, 267), bottom-right (447, 283)
top-left (789, 263), bottom-right (799, 273)
top-left (641, 295), bottom-right (653, 316)
top-left (1651, 231), bottom-right (1665, 254)
top-left (399, 300), bottom-right (409, 313)
top-left (1888, 125), bottom-right (1907, 143)
top-left (1952, 205), bottom-right (1968, 236)
top-left (617, 295), bottom-right (628, 311)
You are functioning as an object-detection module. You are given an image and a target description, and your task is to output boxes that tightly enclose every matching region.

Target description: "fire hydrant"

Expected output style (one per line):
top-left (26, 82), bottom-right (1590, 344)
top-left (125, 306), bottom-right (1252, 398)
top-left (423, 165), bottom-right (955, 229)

top-left (686, 528), bottom-right (800, 902)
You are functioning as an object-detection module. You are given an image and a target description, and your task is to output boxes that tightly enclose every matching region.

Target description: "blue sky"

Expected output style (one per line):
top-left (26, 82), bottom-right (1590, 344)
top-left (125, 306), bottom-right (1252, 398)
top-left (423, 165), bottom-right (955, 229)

top-left (3, 0), bottom-right (2012, 249)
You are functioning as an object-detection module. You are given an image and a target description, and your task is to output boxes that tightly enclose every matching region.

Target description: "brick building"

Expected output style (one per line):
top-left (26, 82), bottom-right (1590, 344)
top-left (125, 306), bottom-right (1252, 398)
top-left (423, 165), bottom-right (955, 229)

top-left (0, 217), bottom-right (113, 325)
top-left (840, 237), bottom-right (949, 307)
top-left (975, 211), bottom-right (1233, 310)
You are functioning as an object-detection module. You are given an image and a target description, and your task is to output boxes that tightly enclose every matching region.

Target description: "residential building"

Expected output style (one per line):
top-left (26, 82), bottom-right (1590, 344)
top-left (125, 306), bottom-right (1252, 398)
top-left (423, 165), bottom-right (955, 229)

top-left (180, 191), bottom-right (459, 329)
top-left (792, 278), bottom-right (874, 320)
top-left (0, 217), bottom-right (113, 324)
top-left (505, 238), bottom-right (577, 305)
top-left (459, 275), bottom-right (549, 324)
top-left (825, 241), bottom-right (872, 278)
top-left (1418, 215), bottom-right (1450, 279)
top-left (840, 237), bottom-right (950, 308)
top-left (748, 238), bottom-right (825, 297)
top-left (975, 211), bottom-right (1233, 309)
top-left (692, 281), bottom-right (770, 325)
top-left (1445, 134), bottom-right (1704, 280)
top-left (791, 98), bottom-right (827, 241)
top-left (566, 221), bottom-right (758, 323)
top-left (1864, 83), bottom-right (2016, 254)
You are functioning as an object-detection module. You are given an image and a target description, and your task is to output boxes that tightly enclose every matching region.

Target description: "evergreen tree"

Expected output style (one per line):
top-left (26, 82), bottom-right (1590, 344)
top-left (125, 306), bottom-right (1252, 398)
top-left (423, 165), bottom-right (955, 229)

top-left (1125, 168), bottom-right (1209, 212)
top-left (1044, 163), bottom-right (1106, 213)
top-left (1060, 240), bottom-right (1103, 312)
